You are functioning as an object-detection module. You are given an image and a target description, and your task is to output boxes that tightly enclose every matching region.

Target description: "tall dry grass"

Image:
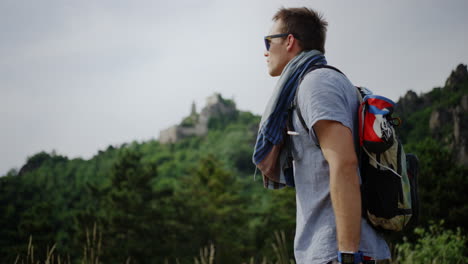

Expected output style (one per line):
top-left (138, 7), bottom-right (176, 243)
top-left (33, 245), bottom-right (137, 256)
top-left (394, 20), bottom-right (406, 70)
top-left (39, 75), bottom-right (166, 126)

top-left (194, 244), bottom-right (215, 264)
top-left (82, 223), bottom-right (102, 264)
top-left (13, 228), bottom-right (297, 264)
top-left (14, 223), bottom-right (101, 264)
top-left (14, 235), bottom-right (64, 264)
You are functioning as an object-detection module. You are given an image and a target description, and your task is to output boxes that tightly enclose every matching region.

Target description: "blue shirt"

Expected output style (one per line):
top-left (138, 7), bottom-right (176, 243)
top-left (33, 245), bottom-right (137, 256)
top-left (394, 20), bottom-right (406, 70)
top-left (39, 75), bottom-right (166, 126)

top-left (290, 68), bottom-right (391, 264)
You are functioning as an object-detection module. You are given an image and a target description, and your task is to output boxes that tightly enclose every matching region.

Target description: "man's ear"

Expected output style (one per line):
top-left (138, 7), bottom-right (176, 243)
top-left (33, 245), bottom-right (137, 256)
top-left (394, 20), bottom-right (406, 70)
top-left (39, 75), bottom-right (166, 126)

top-left (286, 34), bottom-right (298, 52)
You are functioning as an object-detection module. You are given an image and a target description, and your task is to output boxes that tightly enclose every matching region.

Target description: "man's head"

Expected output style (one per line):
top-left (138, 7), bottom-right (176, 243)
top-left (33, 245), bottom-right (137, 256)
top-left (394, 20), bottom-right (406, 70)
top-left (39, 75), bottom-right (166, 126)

top-left (264, 7), bottom-right (328, 76)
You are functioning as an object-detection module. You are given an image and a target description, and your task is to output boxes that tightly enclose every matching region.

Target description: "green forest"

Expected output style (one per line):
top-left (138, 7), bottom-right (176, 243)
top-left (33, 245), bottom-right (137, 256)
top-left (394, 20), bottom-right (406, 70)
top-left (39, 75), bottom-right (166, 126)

top-left (1, 65), bottom-right (468, 264)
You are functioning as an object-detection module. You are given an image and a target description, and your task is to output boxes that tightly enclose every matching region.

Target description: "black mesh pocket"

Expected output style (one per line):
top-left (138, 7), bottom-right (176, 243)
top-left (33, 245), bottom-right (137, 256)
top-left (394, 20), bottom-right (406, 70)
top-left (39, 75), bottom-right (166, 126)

top-left (361, 163), bottom-right (403, 219)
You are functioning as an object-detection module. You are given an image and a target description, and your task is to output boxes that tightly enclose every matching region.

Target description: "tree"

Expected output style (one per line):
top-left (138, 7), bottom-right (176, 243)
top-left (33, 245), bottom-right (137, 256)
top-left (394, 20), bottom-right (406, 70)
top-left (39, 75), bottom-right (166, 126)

top-left (407, 138), bottom-right (468, 232)
top-left (180, 155), bottom-right (251, 264)
top-left (100, 149), bottom-right (167, 263)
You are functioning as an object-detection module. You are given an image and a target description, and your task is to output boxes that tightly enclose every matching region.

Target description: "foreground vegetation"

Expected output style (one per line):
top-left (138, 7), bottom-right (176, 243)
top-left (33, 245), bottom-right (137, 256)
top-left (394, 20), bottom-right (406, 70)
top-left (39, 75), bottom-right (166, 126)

top-left (13, 223), bottom-right (468, 264)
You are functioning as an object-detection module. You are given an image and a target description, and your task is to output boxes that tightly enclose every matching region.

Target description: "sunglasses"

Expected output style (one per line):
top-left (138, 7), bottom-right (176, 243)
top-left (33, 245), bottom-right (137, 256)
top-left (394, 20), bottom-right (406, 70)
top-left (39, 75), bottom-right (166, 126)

top-left (264, 33), bottom-right (299, 51)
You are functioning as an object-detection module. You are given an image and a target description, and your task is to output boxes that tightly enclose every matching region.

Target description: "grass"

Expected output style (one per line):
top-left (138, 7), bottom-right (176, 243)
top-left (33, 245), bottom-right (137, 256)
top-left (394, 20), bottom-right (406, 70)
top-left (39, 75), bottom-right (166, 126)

top-left (82, 223), bottom-right (102, 264)
top-left (194, 244), bottom-right (214, 264)
top-left (13, 229), bottom-right (295, 264)
top-left (14, 236), bottom-right (61, 264)
top-left (26, 226), bottom-right (468, 264)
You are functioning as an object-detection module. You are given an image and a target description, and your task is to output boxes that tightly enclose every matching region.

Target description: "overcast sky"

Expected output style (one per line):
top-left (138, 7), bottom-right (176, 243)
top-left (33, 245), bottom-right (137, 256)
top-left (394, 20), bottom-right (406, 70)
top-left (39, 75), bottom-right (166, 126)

top-left (1, 0), bottom-right (467, 175)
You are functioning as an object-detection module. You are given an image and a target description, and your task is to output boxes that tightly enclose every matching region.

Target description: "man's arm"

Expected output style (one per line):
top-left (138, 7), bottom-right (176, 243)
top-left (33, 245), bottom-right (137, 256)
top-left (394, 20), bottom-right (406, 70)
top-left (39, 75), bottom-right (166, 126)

top-left (314, 120), bottom-right (361, 252)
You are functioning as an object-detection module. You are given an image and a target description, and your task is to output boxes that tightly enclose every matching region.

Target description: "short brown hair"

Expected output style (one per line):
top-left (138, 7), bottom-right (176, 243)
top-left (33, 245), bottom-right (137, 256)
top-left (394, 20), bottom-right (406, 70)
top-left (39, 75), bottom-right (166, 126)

top-left (273, 7), bottom-right (328, 53)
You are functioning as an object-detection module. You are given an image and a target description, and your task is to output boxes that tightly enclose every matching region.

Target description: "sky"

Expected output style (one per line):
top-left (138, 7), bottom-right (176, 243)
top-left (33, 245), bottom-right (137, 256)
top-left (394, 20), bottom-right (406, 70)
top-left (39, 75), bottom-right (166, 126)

top-left (1, 0), bottom-right (468, 175)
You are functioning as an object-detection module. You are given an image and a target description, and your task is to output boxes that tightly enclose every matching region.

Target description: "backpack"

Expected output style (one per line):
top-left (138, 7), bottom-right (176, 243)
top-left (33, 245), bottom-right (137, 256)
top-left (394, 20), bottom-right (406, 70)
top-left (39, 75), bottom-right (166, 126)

top-left (290, 64), bottom-right (419, 233)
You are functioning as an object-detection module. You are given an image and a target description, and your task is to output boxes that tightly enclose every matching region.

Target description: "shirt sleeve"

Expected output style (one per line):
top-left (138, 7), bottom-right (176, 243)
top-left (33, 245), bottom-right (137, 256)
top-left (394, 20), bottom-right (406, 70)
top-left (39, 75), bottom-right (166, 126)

top-left (297, 68), bottom-right (356, 136)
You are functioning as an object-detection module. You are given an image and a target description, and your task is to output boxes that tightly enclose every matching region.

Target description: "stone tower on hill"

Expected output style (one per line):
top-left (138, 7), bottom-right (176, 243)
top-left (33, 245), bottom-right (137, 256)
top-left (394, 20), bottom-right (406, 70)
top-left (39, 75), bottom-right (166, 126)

top-left (159, 93), bottom-right (236, 143)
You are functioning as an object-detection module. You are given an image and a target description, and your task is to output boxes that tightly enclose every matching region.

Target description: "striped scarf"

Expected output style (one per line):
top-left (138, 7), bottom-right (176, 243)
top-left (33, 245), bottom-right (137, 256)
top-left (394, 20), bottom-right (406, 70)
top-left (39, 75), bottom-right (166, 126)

top-left (253, 50), bottom-right (327, 189)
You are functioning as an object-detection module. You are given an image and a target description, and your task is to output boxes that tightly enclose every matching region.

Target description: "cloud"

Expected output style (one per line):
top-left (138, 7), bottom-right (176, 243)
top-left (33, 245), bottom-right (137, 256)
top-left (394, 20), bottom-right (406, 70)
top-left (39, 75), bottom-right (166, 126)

top-left (1, 0), bottom-right (468, 175)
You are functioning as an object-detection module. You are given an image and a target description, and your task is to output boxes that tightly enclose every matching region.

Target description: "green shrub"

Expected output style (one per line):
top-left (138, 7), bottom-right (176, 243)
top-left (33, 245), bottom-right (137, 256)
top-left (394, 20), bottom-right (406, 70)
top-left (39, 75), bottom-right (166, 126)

top-left (394, 221), bottom-right (467, 264)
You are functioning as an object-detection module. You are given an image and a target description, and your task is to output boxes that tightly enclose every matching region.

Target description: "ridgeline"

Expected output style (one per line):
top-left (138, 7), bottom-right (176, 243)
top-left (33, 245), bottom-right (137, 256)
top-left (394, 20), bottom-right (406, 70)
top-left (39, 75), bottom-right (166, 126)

top-left (1, 64), bottom-right (467, 263)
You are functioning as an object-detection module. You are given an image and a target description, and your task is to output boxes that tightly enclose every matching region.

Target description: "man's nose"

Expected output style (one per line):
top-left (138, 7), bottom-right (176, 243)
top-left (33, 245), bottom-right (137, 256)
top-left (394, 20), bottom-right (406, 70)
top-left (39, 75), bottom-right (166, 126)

top-left (264, 50), bottom-right (269, 57)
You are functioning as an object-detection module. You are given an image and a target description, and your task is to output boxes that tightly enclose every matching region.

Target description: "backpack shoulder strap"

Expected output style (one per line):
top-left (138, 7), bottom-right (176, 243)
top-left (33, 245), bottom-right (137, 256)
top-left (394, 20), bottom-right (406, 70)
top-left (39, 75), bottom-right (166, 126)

top-left (293, 64), bottom-right (346, 135)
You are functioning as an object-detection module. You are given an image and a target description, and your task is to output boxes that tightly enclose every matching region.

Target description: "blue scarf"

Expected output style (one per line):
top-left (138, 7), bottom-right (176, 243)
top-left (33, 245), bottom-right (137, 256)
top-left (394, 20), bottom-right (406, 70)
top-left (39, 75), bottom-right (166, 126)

top-left (253, 50), bottom-right (327, 189)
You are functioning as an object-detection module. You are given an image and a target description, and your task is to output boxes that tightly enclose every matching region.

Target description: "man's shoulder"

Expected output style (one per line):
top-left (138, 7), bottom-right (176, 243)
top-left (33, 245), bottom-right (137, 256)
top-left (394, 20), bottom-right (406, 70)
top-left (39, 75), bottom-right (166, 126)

top-left (301, 66), bottom-right (352, 87)
top-left (298, 66), bottom-right (355, 101)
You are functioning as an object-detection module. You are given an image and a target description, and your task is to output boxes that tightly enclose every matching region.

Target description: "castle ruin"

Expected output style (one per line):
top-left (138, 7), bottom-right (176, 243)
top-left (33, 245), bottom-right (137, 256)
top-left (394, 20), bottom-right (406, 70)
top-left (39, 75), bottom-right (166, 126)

top-left (159, 93), bottom-right (236, 143)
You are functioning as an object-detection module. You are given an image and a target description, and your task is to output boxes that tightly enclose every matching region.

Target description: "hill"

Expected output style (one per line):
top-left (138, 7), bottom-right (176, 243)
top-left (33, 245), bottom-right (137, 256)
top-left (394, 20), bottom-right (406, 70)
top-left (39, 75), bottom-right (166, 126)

top-left (1, 65), bottom-right (468, 263)
top-left (397, 63), bottom-right (468, 166)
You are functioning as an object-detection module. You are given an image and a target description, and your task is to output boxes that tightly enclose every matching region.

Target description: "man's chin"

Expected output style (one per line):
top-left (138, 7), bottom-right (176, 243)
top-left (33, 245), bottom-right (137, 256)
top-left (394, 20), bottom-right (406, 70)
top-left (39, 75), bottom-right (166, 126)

top-left (268, 69), bottom-right (281, 77)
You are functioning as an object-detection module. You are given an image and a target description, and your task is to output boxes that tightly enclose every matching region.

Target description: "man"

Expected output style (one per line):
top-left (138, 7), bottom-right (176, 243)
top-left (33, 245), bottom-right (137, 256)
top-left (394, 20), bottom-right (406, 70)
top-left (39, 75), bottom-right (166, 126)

top-left (253, 7), bottom-right (390, 264)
